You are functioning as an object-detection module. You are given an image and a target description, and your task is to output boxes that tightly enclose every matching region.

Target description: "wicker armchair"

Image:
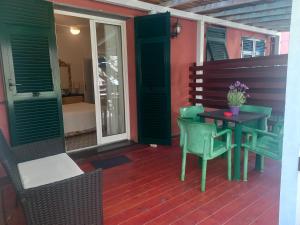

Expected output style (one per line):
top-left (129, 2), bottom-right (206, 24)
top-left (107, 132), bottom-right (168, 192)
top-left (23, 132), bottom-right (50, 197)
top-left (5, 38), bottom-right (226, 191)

top-left (0, 131), bottom-right (103, 225)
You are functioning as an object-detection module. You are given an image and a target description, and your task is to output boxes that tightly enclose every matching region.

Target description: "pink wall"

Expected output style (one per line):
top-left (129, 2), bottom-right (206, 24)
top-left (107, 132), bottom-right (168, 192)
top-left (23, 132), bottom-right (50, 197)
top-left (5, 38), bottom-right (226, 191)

top-left (226, 28), bottom-right (271, 59)
top-left (280, 32), bottom-right (290, 54)
top-left (171, 17), bottom-right (197, 135)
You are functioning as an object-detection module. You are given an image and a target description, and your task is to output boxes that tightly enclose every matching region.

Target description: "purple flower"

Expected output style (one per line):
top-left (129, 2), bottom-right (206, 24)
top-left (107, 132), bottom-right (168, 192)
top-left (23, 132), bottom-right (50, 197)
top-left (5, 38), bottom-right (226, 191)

top-left (228, 81), bottom-right (250, 100)
top-left (235, 81), bottom-right (241, 87)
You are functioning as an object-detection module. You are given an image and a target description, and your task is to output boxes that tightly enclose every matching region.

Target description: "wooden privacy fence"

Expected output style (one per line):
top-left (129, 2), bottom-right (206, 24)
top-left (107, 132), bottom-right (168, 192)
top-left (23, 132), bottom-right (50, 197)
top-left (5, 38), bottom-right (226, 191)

top-left (189, 55), bottom-right (288, 115)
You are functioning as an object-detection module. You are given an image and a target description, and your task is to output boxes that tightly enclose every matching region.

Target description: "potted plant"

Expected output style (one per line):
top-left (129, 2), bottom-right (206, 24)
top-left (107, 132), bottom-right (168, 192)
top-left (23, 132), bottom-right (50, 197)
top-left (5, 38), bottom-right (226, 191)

top-left (227, 81), bottom-right (249, 115)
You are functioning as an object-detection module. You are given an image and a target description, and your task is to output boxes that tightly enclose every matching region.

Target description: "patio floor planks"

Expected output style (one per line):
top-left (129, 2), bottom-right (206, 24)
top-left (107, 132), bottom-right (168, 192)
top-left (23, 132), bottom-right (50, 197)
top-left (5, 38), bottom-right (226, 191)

top-left (1, 139), bottom-right (280, 225)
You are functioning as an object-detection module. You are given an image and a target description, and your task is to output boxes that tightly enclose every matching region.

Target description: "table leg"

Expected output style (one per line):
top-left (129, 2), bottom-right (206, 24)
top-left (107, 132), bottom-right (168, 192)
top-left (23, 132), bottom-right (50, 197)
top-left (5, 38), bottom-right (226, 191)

top-left (221, 121), bottom-right (229, 158)
top-left (233, 123), bottom-right (242, 180)
top-left (255, 118), bottom-right (265, 171)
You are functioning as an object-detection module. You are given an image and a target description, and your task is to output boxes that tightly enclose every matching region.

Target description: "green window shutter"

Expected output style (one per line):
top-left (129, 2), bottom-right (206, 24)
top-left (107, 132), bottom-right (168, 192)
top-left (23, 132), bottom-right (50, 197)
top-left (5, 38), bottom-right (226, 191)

top-left (0, 0), bottom-right (63, 146)
top-left (255, 40), bottom-right (265, 56)
top-left (10, 30), bottom-right (54, 93)
top-left (206, 27), bottom-right (228, 61)
top-left (242, 38), bottom-right (254, 58)
top-left (14, 99), bottom-right (61, 145)
top-left (135, 12), bottom-right (171, 145)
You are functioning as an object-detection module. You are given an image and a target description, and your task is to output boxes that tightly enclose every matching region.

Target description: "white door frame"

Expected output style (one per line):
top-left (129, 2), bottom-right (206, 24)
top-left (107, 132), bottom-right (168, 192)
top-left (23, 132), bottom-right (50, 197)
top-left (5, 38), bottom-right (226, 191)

top-left (90, 18), bottom-right (130, 145)
top-left (54, 9), bottom-right (131, 147)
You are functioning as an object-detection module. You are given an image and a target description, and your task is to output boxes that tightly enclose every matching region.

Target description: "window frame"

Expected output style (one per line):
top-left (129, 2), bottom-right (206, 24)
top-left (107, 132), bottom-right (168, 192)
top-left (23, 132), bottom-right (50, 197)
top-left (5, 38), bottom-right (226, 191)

top-left (241, 37), bottom-right (266, 58)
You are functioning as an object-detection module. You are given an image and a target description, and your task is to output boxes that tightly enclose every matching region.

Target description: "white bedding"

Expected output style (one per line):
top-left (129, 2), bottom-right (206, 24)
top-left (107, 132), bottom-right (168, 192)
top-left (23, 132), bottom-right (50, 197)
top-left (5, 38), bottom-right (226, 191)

top-left (62, 102), bottom-right (96, 135)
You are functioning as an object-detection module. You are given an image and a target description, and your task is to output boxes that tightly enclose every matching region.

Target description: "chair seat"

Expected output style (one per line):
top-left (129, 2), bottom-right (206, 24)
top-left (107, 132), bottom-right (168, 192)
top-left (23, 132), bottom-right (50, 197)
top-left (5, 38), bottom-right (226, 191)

top-left (18, 153), bottom-right (84, 189)
top-left (213, 140), bottom-right (226, 151)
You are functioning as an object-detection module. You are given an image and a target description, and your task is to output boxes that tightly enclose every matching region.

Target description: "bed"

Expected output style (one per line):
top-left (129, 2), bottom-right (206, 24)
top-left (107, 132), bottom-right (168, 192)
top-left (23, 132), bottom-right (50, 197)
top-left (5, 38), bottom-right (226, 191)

top-left (62, 102), bottom-right (96, 136)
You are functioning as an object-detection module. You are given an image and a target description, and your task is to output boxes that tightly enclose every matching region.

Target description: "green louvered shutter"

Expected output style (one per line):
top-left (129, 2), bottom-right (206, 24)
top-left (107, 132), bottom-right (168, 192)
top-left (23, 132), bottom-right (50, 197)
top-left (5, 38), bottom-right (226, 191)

top-left (242, 38), bottom-right (254, 58)
top-left (0, 0), bottom-right (63, 146)
top-left (206, 27), bottom-right (228, 61)
top-left (255, 40), bottom-right (265, 56)
top-left (135, 13), bottom-right (171, 145)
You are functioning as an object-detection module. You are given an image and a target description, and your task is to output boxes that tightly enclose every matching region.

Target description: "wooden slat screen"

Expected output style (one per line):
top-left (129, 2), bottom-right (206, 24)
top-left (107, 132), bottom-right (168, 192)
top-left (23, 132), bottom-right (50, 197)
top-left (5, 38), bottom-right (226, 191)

top-left (189, 55), bottom-right (288, 115)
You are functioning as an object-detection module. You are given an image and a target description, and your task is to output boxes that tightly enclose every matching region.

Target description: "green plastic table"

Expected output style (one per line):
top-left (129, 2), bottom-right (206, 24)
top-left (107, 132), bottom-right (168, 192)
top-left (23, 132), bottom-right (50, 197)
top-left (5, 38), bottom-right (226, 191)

top-left (198, 109), bottom-right (267, 180)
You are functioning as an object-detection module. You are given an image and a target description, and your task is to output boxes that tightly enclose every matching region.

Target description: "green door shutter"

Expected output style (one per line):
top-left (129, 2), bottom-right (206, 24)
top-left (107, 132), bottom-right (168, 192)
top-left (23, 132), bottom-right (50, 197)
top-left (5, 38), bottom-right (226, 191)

top-left (135, 12), bottom-right (171, 145)
top-left (206, 27), bottom-right (229, 61)
top-left (0, 0), bottom-right (63, 146)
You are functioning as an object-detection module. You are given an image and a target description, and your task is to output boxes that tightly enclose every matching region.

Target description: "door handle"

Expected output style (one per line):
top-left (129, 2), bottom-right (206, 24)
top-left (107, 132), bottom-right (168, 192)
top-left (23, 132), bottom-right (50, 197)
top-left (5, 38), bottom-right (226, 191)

top-left (298, 157), bottom-right (300, 172)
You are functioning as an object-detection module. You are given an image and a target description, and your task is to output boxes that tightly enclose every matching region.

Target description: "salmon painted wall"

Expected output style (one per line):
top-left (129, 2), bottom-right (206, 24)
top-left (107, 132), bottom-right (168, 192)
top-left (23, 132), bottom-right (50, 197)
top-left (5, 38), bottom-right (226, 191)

top-left (226, 28), bottom-right (271, 59)
top-left (170, 17), bottom-right (197, 135)
top-left (280, 32), bottom-right (290, 54)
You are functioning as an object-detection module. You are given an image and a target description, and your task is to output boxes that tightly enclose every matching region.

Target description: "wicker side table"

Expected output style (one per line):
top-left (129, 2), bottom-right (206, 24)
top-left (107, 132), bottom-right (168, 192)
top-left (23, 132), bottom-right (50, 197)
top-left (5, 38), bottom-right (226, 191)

top-left (0, 177), bottom-right (10, 225)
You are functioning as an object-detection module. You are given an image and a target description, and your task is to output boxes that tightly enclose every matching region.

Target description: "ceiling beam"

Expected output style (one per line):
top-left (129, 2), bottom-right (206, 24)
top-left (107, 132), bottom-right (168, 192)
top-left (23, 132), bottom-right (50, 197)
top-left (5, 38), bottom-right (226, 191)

top-left (249, 19), bottom-right (291, 27)
top-left (187, 0), bottom-right (265, 13)
top-left (237, 14), bottom-right (291, 25)
top-left (260, 25), bottom-right (290, 31)
top-left (224, 7), bottom-right (292, 21)
top-left (160, 0), bottom-right (197, 7)
top-left (208, 0), bottom-right (292, 18)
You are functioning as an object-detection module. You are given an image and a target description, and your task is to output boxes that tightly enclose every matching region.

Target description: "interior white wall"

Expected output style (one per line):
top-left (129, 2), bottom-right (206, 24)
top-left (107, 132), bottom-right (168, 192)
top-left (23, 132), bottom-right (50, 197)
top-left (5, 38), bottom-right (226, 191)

top-left (56, 24), bottom-right (92, 94)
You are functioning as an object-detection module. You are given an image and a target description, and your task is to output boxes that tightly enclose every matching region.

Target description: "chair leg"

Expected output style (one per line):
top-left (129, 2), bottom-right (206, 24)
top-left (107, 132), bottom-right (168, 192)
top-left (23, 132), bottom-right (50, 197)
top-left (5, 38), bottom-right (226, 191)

top-left (227, 149), bottom-right (232, 181)
top-left (181, 151), bottom-right (187, 181)
top-left (243, 149), bottom-right (249, 182)
top-left (201, 159), bottom-right (207, 192)
top-left (260, 156), bottom-right (264, 173)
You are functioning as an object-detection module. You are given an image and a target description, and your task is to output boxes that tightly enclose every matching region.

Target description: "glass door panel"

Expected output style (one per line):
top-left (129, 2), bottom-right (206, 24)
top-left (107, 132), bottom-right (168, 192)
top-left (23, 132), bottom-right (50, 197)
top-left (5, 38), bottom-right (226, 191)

top-left (91, 20), bottom-right (129, 145)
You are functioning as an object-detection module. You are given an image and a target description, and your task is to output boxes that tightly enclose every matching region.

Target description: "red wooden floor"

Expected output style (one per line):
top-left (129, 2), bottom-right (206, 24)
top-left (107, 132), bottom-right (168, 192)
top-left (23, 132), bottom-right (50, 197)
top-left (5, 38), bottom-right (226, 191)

top-left (2, 140), bottom-right (280, 225)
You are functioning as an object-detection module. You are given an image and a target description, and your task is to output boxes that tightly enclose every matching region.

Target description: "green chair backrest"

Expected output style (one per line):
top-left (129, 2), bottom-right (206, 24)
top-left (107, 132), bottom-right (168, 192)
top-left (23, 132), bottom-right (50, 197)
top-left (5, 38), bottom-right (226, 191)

top-left (179, 118), bottom-right (216, 156)
top-left (272, 118), bottom-right (284, 135)
top-left (240, 105), bottom-right (272, 130)
top-left (179, 105), bottom-right (204, 121)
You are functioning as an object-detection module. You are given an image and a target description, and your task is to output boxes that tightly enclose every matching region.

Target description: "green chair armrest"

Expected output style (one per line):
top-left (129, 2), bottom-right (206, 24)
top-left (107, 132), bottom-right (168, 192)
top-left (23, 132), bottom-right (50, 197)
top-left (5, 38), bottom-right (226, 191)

top-left (213, 129), bottom-right (232, 149)
top-left (243, 127), bottom-right (279, 139)
top-left (213, 129), bottom-right (232, 138)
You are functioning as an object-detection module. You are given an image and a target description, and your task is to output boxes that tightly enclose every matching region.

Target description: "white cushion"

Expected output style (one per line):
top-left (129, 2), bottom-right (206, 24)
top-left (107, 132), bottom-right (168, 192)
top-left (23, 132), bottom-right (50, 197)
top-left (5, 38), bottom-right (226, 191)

top-left (18, 153), bottom-right (84, 189)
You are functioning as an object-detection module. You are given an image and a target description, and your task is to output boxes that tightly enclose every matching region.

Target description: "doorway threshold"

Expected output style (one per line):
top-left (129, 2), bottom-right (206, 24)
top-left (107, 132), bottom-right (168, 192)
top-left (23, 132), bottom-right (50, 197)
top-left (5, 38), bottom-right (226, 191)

top-left (68, 140), bottom-right (141, 161)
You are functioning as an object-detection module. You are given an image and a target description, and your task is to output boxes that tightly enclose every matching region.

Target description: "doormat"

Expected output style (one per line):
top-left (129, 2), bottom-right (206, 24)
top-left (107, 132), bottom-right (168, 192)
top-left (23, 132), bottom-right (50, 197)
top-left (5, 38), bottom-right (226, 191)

top-left (91, 155), bottom-right (132, 169)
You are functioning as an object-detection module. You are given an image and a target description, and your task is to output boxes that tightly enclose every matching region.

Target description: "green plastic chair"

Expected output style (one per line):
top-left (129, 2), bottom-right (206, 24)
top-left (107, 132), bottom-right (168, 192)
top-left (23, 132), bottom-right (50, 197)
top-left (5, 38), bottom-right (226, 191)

top-left (242, 120), bottom-right (284, 181)
top-left (179, 105), bottom-right (204, 120)
top-left (178, 105), bottom-right (205, 147)
top-left (239, 105), bottom-right (272, 171)
top-left (178, 118), bottom-right (233, 192)
top-left (240, 105), bottom-right (272, 131)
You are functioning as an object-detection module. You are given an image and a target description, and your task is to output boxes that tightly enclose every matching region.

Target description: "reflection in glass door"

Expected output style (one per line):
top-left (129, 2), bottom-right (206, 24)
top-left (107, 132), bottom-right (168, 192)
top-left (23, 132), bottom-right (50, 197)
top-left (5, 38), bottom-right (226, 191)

top-left (90, 19), bottom-right (129, 145)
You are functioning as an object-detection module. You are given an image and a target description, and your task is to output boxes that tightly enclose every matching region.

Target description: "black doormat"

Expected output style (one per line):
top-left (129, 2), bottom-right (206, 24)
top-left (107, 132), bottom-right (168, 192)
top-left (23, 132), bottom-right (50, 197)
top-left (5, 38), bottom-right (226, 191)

top-left (91, 155), bottom-right (132, 169)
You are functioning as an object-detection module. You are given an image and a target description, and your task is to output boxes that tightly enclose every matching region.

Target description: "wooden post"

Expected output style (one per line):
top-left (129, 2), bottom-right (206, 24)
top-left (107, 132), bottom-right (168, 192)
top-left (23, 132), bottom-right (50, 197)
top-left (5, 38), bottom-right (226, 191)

top-left (279, 0), bottom-right (300, 224)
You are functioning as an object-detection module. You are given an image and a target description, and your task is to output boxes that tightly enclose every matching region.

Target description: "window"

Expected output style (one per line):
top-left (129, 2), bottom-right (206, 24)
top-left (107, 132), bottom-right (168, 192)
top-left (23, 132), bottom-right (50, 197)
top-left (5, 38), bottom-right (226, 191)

top-left (241, 38), bottom-right (265, 58)
top-left (206, 27), bottom-right (228, 61)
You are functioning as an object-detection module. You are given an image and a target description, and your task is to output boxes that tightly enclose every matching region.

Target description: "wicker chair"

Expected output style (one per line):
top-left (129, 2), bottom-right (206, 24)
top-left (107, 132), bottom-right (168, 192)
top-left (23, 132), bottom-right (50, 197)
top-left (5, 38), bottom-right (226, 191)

top-left (0, 131), bottom-right (103, 225)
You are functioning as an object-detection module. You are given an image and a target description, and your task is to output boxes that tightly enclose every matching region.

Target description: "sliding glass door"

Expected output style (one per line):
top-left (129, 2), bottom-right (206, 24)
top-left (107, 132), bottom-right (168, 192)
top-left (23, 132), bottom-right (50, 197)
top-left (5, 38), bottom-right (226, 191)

top-left (90, 19), bottom-right (130, 145)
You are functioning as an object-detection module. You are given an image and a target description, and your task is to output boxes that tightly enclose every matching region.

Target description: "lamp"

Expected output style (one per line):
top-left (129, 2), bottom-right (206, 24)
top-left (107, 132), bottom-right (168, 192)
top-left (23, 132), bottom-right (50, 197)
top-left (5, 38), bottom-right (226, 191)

top-left (70, 26), bottom-right (80, 35)
top-left (171, 19), bottom-right (182, 38)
